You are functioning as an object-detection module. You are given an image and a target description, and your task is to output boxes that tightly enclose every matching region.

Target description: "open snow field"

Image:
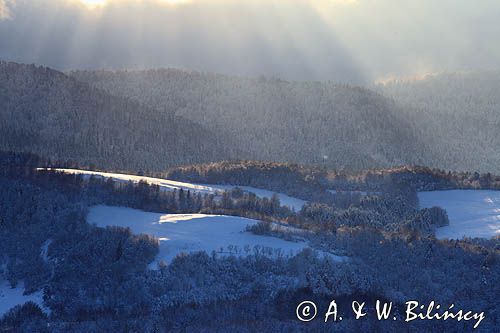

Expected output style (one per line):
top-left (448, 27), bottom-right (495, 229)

top-left (0, 281), bottom-right (44, 317)
top-left (45, 169), bottom-right (305, 211)
top-left (419, 190), bottom-right (500, 239)
top-left (87, 205), bottom-right (341, 267)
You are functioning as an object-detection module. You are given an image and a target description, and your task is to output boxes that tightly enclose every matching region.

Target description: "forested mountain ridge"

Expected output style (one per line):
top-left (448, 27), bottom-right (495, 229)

top-left (3, 61), bottom-right (499, 175)
top-left (377, 71), bottom-right (500, 173)
top-left (0, 62), bottom-right (234, 171)
top-left (71, 69), bottom-right (433, 171)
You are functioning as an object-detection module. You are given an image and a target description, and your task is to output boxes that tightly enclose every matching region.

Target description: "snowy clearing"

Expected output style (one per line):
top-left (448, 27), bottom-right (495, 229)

top-left (43, 168), bottom-right (305, 211)
top-left (419, 190), bottom-right (500, 239)
top-left (87, 205), bottom-right (342, 267)
top-left (0, 281), bottom-right (44, 317)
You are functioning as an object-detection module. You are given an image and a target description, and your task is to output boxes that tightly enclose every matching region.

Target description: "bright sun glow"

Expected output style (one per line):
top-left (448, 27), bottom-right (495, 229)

top-left (79, 0), bottom-right (106, 7)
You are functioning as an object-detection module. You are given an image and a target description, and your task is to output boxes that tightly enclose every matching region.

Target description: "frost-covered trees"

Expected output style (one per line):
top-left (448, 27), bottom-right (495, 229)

top-left (377, 71), bottom-right (500, 174)
top-left (5, 61), bottom-right (500, 174)
top-left (406, 206), bottom-right (449, 236)
top-left (1, 152), bottom-right (499, 332)
top-left (71, 69), bottom-right (427, 171)
top-left (71, 68), bottom-right (500, 174)
top-left (0, 62), bottom-right (232, 172)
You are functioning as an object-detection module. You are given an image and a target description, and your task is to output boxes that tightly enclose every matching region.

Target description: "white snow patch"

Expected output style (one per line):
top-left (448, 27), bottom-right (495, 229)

top-left (43, 168), bottom-right (305, 211)
top-left (419, 190), bottom-right (500, 239)
top-left (87, 205), bottom-right (342, 267)
top-left (0, 281), bottom-right (45, 317)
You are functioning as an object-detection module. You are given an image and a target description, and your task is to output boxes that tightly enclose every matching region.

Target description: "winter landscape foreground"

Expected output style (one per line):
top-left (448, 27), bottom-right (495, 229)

top-left (1, 156), bottom-right (499, 332)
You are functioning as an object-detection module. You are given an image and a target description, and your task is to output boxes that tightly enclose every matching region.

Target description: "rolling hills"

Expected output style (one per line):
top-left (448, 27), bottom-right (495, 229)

top-left (71, 69), bottom-right (432, 171)
top-left (0, 62), bottom-right (234, 171)
top-left (377, 71), bottom-right (500, 173)
top-left (3, 61), bottom-right (500, 175)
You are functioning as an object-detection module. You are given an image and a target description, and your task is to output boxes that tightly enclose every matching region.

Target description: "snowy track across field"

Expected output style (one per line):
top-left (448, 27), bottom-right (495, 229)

top-left (44, 168), bottom-right (305, 211)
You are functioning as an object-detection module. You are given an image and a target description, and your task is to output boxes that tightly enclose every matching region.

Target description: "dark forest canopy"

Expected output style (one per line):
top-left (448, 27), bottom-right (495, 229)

top-left (166, 161), bottom-right (500, 194)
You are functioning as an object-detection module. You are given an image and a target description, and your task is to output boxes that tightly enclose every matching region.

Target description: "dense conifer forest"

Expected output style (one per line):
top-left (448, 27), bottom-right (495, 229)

top-left (4, 62), bottom-right (500, 175)
top-left (0, 62), bottom-right (234, 171)
top-left (73, 68), bottom-right (500, 174)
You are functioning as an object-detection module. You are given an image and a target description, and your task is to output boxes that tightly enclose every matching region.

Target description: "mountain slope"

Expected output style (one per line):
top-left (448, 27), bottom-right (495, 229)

top-left (71, 69), bottom-right (432, 170)
top-left (0, 62), bottom-right (233, 171)
top-left (377, 71), bottom-right (500, 173)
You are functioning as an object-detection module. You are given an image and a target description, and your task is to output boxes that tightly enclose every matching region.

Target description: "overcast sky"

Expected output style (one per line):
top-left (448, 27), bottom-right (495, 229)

top-left (1, 0), bottom-right (499, 84)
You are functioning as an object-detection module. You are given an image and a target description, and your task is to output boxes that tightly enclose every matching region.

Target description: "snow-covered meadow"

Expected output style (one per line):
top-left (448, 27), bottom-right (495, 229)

top-left (45, 169), bottom-right (305, 211)
top-left (419, 190), bottom-right (500, 239)
top-left (87, 205), bottom-right (341, 267)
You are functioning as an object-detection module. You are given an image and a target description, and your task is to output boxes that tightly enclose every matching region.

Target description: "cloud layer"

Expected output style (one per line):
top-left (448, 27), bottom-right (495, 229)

top-left (1, 0), bottom-right (499, 83)
top-left (0, 0), bottom-right (12, 19)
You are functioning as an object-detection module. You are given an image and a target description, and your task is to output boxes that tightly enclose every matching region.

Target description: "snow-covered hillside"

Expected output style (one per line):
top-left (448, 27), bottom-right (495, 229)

top-left (419, 190), bottom-right (500, 239)
top-left (87, 205), bottom-right (340, 267)
top-left (46, 169), bottom-right (305, 211)
top-left (0, 281), bottom-right (44, 317)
